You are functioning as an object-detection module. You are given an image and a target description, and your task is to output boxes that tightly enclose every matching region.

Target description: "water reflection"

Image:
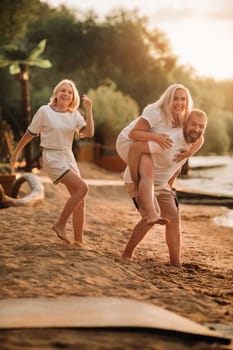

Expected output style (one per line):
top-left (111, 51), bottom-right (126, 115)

top-left (176, 155), bottom-right (233, 228)
top-left (177, 155), bottom-right (233, 196)
top-left (214, 211), bottom-right (233, 228)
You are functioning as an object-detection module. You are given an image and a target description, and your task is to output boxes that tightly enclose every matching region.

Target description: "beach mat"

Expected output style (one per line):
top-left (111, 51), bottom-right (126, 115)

top-left (0, 296), bottom-right (230, 345)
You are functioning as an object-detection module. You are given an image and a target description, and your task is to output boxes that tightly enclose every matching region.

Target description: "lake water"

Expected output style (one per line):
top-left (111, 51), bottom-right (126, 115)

top-left (176, 155), bottom-right (233, 228)
top-left (37, 155), bottom-right (233, 228)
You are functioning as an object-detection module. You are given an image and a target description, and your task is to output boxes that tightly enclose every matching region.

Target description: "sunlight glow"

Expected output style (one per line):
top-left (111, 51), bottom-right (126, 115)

top-left (160, 20), bottom-right (233, 80)
top-left (44, 0), bottom-right (233, 80)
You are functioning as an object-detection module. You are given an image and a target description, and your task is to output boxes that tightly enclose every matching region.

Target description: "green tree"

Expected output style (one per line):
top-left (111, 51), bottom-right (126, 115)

top-left (200, 109), bottom-right (230, 155)
top-left (0, 39), bottom-right (52, 170)
top-left (91, 9), bottom-right (176, 108)
top-left (87, 81), bottom-right (139, 153)
top-left (217, 80), bottom-right (233, 113)
top-left (189, 78), bottom-right (231, 155)
top-left (1, 2), bottom-right (231, 157)
top-left (0, 0), bottom-right (46, 46)
top-left (27, 7), bottom-right (175, 109)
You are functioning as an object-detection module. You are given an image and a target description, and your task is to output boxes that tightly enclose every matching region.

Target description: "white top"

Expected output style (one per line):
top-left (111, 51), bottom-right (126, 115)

top-left (124, 127), bottom-right (192, 189)
top-left (119, 105), bottom-right (168, 140)
top-left (27, 105), bottom-right (86, 150)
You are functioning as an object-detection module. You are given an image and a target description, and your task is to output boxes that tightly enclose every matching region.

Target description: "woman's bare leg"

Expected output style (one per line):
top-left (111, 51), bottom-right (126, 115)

top-left (52, 171), bottom-right (88, 243)
top-left (128, 142), bottom-right (150, 183)
top-left (72, 199), bottom-right (85, 245)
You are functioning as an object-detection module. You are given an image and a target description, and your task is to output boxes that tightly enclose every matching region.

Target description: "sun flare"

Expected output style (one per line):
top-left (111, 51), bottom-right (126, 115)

top-left (159, 19), bottom-right (233, 80)
top-left (45, 0), bottom-right (233, 80)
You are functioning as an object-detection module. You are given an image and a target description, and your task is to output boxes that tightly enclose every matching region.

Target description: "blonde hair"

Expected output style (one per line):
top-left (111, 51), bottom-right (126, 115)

top-left (143, 83), bottom-right (193, 128)
top-left (49, 79), bottom-right (80, 112)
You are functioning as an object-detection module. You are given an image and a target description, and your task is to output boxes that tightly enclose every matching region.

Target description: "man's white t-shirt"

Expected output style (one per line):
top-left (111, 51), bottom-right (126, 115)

top-left (124, 127), bottom-right (191, 190)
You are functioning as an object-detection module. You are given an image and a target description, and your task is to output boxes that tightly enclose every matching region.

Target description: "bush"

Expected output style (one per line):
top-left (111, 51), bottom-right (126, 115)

top-left (87, 81), bottom-right (139, 147)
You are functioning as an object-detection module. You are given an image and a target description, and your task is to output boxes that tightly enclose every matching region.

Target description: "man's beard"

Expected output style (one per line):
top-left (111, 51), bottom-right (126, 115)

top-left (183, 130), bottom-right (201, 143)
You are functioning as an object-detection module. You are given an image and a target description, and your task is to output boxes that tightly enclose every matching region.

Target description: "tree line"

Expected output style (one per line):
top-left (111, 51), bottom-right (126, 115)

top-left (0, 0), bottom-right (233, 166)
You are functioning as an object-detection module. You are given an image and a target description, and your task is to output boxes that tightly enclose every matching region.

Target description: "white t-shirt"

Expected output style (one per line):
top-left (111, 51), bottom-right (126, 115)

top-left (124, 127), bottom-right (192, 189)
top-left (27, 105), bottom-right (86, 150)
top-left (116, 105), bottom-right (169, 161)
top-left (119, 104), bottom-right (168, 140)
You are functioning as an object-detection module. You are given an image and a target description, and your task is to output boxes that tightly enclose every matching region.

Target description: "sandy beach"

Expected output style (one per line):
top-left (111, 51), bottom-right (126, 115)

top-left (0, 162), bottom-right (232, 349)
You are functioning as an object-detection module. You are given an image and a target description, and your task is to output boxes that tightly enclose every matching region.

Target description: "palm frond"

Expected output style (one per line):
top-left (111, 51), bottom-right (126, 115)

top-left (9, 63), bottom-right (20, 75)
top-left (28, 39), bottom-right (47, 60)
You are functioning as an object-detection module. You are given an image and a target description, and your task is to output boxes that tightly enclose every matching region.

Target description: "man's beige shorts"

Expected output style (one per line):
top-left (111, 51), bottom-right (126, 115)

top-left (125, 182), bottom-right (180, 223)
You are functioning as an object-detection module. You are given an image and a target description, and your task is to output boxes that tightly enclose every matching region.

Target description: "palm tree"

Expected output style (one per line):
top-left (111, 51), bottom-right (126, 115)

top-left (0, 39), bottom-right (52, 171)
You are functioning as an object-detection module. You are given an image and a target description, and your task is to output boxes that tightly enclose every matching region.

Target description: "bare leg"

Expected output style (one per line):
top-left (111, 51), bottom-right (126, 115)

top-left (52, 171), bottom-right (88, 243)
top-left (128, 142), bottom-right (150, 184)
top-left (121, 218), bottom-right (153, 259)
top-left (158, 192), bottom-right (182, 267)
top-left (138, 154), bottom-right (168, 225)
top-left (165, 221), bottom-right (182, 267)
top-left (73, 199), bottom-right (85, 243)
top-left (72, 199), bottom-right (90, 248)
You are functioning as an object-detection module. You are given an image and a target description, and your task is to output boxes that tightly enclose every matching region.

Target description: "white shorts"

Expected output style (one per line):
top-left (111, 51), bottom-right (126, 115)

top-left (115, 133), bottom-right (132, 162)
top-left (42, 148), bottom-right (80, 184)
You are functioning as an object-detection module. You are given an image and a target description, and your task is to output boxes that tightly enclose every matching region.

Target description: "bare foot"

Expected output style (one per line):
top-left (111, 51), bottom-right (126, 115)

top-left (52, 224), bottom-right (71, 243)
top-left (147, 217), bottom-right (169, 225)
top-left (121, 253), bottom-right (133, 260)
top-left (170, 262), bottom-right (182, 269)
top-left (73, 241), bottom-right (91, 250)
